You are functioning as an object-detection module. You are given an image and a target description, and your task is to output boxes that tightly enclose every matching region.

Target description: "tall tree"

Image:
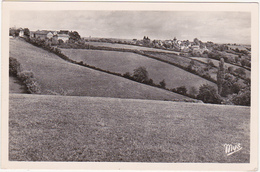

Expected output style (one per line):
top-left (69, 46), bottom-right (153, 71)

top-left (24, 28), bottom-right (30, 37)
top-left (217, 58), bottom-right (225, 95)
top-left (133, 66), bottom-right (149, 83)
top-left (69, 31), bottom-right (81, 41)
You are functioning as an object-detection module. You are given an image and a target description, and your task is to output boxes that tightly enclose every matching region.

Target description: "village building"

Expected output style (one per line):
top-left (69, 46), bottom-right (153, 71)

top-left (30, 30), bottom-right (54, 40)
top-left (57, 33), bottom-right (70, 42)
top-left (30, 30), bottom-right (69, 42)
top-left (18, 28), bottom-right (24, 37)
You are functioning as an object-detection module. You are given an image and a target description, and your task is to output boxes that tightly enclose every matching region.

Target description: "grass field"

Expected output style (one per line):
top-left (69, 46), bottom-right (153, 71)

top-left (9, 94), bottom-right (250, 162)
top-left (85, 41), bottom-right (180, 54)
top-left (61, 49), bottom-right (216, 91)
top-left (9, 38), bottom-right (190, 100)
top-left (190, 57), bottom-right (251, 78)
top-left (144, 52), bottom-right (218, 81)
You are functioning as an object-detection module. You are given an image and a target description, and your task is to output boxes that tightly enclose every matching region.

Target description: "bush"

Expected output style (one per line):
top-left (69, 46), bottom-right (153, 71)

top-left (231, 89), bottom-right (250, 106)
top-left (18, 71), bottom-right (41, 94)
top-left (197, 84), bottom-right (222, 104)
top-left (9, 57), bottom-right (21, 76)
top-left (159, 79), bottom-right (166, 88)
top-left (19, 71), bottom-right (34, 82)
top-left (176, 86), bottom-right (187, 95)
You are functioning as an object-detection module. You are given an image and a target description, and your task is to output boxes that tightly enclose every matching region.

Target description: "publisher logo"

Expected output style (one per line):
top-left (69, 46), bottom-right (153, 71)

top-left (224, 143), bottom-right (242, 156)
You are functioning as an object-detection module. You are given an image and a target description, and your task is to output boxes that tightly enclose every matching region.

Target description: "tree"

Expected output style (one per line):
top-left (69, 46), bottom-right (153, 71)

top-left (24, 28), bottom-right (30, 37)
top-left (235, 56), bottom-right (240, 64)
top-left (188, 60), bottom-right (195, 71)
top-left (159, 79), bottom-right (166, 88)
top-left (123, 72), bottom-right (132, 79)
top-left (69, 31), bottom-right (81, 41)
top-left (217, 58), bottom-right (225, 95)
top-left (193, 38), bottom-right (200, 45)
top-left (244, 78), bottom-right (251, 86)
top-left (176, 86), bottom-right (187, 95)
top-left (234, 67), bottom-right (246, 77)
top-left (197, 84), bottom-right (222, 104)
top-left (207, 59), bottom-right (215, 68)
top-left (231, 88), bottom-right (250, 106)
top-left (133, 66), bottom-right (149, 83)
top-left (227, 66), bottom-right (234, 73)
top-left (221, 73), bottom-right (239, 97)
top-left (240, 58), bottom-right (249, 67)
top-left (189, 86), bottom-right (198, 97)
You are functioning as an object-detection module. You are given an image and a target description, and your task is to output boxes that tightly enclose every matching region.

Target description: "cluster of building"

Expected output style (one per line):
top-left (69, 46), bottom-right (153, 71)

top-left (9, 27), bottom-right (70, 42)
top-left (132, 37), bottom-right (209, 53)
top-left (30, 30), bottom-right (70, 42)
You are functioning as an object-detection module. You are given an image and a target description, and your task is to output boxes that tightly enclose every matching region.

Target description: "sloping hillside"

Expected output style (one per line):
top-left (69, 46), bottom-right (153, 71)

top-left (9, 38), bottom-right (190, 100)
top-left (85, 41), bottom-right (180, 54)
top-left (61, 49), bottom-right (216, 91)
top-left (9, 94), bottom-right (250, 162)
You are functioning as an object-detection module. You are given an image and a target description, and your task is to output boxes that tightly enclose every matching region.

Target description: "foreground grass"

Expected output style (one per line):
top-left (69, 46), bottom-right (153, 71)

top-left (61, 49), bottom-right (216, 91)
top-left (9, 38), bottom-right (189, 100)
top-left (9, 94), bottom-right (250, 162)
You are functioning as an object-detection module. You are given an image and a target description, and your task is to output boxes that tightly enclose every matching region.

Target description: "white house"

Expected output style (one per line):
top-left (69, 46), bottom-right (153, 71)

top-left (57, 33), bottom-right (69, 42)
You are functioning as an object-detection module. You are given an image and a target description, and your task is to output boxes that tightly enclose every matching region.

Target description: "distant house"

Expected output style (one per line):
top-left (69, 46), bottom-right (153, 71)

top-left (31, 30), bottom-right (52, 40)
top-left (57, 33), bottom-right (69, 42)
top-left (9, 27), bottom-right (24, 37)
top-left (18, 28), bottom-right (24, 37)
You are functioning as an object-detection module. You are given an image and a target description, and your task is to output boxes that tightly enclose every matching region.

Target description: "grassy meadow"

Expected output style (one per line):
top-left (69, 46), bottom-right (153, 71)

top-left (9, 94), bottom-right (250, 162)
top-left (9, 38), bottom-right (190, 100)
top-left (85, 41), bottom-right (180, 54)
top-left (61, 49), bottom-right (216, 91)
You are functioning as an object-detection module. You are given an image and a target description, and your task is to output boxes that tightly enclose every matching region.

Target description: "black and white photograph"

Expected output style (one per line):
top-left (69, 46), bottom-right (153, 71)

top-left (1, 1), bottom-right (259, 171)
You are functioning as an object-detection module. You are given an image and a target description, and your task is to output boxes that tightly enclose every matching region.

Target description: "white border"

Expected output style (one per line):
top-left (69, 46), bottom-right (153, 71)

top-left (1, 1), bottom-right (259, 171)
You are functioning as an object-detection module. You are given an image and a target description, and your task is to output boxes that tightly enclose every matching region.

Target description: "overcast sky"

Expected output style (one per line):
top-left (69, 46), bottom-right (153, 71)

top-left (10, 11), bottom-right (251, 44)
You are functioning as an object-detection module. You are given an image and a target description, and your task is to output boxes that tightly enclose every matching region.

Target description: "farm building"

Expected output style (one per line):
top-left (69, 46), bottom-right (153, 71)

top-left (9, 27), bottom-right (24, 37)
top-left (57, 33), bottom-right (70, 42)
top-left (30, 30), bottom-right (69, 42)
top-left (30, 30), bottom-right (56, 40)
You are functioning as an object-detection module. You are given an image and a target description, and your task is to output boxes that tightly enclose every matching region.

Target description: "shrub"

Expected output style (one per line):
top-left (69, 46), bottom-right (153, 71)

top-left (197, 84), bottom-right (222, 104)
top-left (24, 78), bottom-right (41, 94)
top-left (9, 57), bottom-right (21, 76)
top-left (19, 71), bottom-right (34, 82)
top-left (18, 71), bottom-right (41, 94)
top-left (176, 86), bottom-right (187, 95)
top-left (159, 79), bottom-right (166, 89)
top-left (231, 89), bottom-right (250, 106)
top-left (133, 66), bottom-right (149, 83)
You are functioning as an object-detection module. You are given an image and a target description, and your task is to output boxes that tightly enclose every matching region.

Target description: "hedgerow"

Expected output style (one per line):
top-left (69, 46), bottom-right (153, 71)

top-left (9, 56), bottom-right (41, 94)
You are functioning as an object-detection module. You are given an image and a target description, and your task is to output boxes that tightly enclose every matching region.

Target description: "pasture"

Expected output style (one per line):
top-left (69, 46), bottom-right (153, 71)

top-left (144, 52), bottom-right (218, 81)
top-left (9, 38), bottom-right (189, 100)
top-left (85, 41), bottom-right (180, 54)
top-left (9, 94), bottom-right (250, 162)
top-left (61, 49), bottom-right (216, 91)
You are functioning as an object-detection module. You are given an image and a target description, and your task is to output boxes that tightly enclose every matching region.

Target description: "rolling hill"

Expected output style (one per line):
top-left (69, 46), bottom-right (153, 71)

top-left (9, 38), bottom-right (190, 101)
top-left (9, 94), bottom-right (250, 162)
top-left (85, 41), bottom-right (180, 54)
top-left (190, 57), bottom-right (251, 78)
top-left (61, 49), bottom-right (217, 91)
